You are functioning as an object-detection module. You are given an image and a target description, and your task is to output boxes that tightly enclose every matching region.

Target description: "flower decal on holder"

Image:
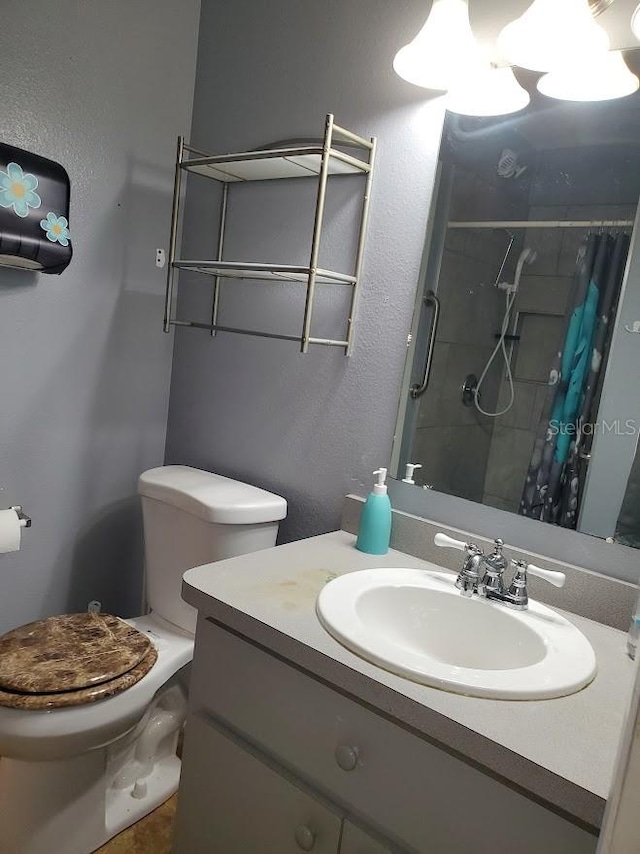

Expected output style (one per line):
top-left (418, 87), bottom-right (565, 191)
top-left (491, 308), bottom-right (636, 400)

top-left (0, 162), bottom-right (41, 217)
top-left (40, 212), bottom-right (70, 246)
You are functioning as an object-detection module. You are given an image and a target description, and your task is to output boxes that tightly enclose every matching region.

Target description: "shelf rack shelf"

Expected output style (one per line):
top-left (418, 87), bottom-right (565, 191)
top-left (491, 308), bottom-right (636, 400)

top-left (181, 146), bottom-right (371, 183)
top-left (163, 114), bottom-right (377, 354)
top-left (172, 260), bottom-right (356, 285)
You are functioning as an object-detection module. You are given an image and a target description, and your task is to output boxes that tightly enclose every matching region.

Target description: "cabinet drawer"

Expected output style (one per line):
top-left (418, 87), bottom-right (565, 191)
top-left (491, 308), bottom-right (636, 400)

top-left (191, 618), bottom-right (596, 854)
top-left (175, 713), bottom-right (342, 853)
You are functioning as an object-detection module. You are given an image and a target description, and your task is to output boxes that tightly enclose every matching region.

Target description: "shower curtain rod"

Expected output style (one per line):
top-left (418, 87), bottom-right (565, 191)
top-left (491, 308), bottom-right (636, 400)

top-left (448, 219), bottom-right (634, 229)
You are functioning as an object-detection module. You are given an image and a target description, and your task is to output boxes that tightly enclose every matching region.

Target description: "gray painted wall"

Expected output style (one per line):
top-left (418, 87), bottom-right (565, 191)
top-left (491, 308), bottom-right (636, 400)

top-left (0, 0), bottom-right (200, 633)
top-left (165, 0), bottom-right (447, 542)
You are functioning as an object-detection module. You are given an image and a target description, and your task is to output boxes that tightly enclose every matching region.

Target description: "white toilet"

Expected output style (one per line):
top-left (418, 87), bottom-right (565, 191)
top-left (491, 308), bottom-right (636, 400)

top-left (0, 465), bottom-right (287, 854)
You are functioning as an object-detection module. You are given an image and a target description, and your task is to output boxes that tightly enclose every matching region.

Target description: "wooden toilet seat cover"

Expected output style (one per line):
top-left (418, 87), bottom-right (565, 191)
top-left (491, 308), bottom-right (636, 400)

top-left (0, 613), bottom-right (157, 710)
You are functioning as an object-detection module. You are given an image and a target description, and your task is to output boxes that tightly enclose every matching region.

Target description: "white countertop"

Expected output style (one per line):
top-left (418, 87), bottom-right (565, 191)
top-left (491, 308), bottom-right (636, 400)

top-left (182, 531), bottom-right (636, 829)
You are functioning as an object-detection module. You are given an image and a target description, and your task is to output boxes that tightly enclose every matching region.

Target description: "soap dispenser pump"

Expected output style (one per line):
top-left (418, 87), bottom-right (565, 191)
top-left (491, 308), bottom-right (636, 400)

top-left (356, 468), bottom-right (392, 555)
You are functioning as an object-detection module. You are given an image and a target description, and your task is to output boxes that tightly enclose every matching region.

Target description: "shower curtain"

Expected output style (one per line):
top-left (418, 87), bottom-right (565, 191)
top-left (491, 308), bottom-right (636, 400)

top-left (519, 231), bottom-right (630, 528)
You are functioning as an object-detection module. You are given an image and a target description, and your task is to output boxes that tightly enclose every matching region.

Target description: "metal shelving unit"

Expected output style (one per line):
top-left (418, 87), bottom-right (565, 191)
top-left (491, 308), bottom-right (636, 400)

top-left (163, 113), bottom-right (377, 354)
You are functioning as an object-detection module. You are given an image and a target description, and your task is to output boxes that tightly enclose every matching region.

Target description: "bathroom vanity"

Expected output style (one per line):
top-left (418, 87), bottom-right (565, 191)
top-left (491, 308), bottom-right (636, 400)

top-left (173, 529), bottom-right (635, 854)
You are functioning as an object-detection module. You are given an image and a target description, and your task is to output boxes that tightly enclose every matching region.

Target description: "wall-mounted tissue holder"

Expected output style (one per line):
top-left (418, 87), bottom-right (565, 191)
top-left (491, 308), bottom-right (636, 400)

top-left (0, 142), bottom-right (72, 274)
top-left (10, 506), bottom-right (31, 528)
top-left (0, 505), bottom-right (30, 555)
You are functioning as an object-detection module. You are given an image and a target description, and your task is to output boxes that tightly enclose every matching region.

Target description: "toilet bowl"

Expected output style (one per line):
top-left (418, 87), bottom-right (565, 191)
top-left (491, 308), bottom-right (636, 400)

top-left (0, 466), bottom-right (287, 854)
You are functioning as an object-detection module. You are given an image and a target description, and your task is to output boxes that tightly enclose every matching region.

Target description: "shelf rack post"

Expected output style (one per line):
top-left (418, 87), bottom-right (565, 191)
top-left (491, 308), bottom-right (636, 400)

top-left (346, 134), bottom-right (377, 356)
top-left (301, 113), bottom-right (335, 354)
top-left (164, 135), bottom-right (185, 333)
top-left (210, 183), bottom-right (229, 336)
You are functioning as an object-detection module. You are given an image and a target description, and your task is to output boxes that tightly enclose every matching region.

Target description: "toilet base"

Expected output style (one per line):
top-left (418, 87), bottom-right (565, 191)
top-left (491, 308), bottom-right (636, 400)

top-left (0, 751), bottom-right (181, 854)
top-left (0, 685), bottom-right (187, 854)
top-left (106, 753), bottom-right (181, 840)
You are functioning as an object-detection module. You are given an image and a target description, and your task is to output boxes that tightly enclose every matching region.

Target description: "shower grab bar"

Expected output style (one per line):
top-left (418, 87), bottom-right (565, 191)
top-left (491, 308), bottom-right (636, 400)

top-left (410, 291), bottom-right (440, 400)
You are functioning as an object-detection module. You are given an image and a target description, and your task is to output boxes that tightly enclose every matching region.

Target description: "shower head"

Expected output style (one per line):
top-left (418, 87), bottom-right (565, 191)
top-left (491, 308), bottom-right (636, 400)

top-left (497, 148), bottom-right (528, 180)
top-left (512, 246), bottom-right (537, 292)
top-left (496, 247), bottom-right (537, 294)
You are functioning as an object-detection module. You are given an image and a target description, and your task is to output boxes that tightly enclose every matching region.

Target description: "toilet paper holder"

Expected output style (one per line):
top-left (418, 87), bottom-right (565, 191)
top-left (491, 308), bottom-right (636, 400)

top-left (10, 506), bottom-right (31, 528)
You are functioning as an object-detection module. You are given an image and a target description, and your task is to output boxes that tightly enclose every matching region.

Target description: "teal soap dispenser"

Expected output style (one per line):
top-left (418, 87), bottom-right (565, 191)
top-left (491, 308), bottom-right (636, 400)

top-left (356, 468), bottom-right (392, 555)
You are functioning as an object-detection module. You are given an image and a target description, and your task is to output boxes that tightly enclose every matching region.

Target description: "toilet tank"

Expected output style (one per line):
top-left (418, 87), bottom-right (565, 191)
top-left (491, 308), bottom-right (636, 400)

top-left (138, 466), bottom-right (287, 635)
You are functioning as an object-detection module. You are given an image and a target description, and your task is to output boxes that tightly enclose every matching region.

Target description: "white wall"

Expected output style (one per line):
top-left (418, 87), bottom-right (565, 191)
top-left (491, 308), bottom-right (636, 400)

top-left (0, 0), bottom-right (200, 632)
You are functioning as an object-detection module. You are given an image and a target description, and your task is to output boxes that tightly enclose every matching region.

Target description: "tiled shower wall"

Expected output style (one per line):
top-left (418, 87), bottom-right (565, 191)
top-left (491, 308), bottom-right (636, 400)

top-left (483, 144), bottom-right (640, 512)
top-left (413, 161), bottom-right (529, 502)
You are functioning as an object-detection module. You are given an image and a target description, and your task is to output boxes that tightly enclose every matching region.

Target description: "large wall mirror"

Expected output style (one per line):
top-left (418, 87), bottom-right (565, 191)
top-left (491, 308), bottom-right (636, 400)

top-left (392, 53), bottom-right (640, 553)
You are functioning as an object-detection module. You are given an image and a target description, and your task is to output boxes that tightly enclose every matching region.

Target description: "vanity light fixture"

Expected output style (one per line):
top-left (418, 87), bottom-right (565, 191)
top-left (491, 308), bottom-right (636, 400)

top-left (538, 50), bottom-right (639, 101)
top-left (447, 65), bottom-right (530, 116)
top-left (392, 0), bottom-right (483, 91)
top-left (497, 0), bottom-right (609, 73)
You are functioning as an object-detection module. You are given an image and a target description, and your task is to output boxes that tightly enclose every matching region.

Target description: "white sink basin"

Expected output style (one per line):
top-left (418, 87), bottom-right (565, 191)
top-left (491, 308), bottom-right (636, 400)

top-left (316, 568), bottom-right (597, 700)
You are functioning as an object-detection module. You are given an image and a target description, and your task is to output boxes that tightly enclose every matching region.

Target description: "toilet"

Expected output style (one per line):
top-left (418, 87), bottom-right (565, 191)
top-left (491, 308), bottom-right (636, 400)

top-left (0, 465), bottom-right (287, 854)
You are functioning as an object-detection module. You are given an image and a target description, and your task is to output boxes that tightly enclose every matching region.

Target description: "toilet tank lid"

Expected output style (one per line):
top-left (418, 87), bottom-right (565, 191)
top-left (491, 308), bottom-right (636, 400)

top-left (138, 466), bottom-right (287, 525)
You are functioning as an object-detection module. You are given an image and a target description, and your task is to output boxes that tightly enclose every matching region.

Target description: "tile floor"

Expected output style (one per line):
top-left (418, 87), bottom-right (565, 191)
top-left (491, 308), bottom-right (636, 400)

top-left (95, 794), bottom-right (177, 853)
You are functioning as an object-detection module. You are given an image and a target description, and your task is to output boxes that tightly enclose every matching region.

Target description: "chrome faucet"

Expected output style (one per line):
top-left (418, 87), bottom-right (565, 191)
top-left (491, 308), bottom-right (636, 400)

top-left (434, 533), bottom-right (566, 609)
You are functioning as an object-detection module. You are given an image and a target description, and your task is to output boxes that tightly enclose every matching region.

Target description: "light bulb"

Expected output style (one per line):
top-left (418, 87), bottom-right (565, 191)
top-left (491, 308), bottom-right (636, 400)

top-left (393, 0), bottom-right (484, 91)
top-left (447, 66), bottom-right (530, 116)
top-left (498, 0), bottom-right (609, 73)
top-left (538, 51), bottom-right (639, 101)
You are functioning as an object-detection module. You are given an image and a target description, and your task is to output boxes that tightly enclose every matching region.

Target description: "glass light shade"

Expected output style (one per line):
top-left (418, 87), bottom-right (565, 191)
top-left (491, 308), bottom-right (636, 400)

top-left (632, 4), bottom-right (640, 41)
top-left (538, 51), bottom-right (639, 101)
top-left (447, 66), bottom-right (530, 116)
top-left (498, 0), bottom-right (610, 72)
top-left (393, 0), bottom-right (484, 91)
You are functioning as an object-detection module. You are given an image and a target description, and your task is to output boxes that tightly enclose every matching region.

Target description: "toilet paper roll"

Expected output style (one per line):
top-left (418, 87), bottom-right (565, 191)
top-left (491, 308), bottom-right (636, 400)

top-left (0, 508), bottom-right (22, 554)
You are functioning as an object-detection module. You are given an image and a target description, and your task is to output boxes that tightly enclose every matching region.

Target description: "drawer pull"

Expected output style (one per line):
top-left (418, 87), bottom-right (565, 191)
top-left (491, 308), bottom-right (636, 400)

top-left (335, 744), bottom-right (359, 771)
top-left (294, 824), bottom-right (316, 851)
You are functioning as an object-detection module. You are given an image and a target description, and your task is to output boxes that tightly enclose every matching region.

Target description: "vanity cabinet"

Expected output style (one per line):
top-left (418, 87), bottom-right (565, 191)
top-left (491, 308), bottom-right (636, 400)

top-left (174, 617), bottom-right (598, 854)
top-left (174, 714), bottom-right (343, 853)
top-left (174, 712), bottom-right (395, 854)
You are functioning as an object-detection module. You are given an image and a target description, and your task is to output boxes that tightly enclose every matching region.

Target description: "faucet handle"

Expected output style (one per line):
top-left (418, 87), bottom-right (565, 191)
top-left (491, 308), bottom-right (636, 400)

top-left (434, 533), bottom-right (482, 556)
top-left (525, 562), bottom-right (566, 588)
top-left (434, 532), bottom-right (466, 551)
top-left (507, 559), bottom-right (566, 609)
top-left (510, 558), bottom-right (566, 588)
